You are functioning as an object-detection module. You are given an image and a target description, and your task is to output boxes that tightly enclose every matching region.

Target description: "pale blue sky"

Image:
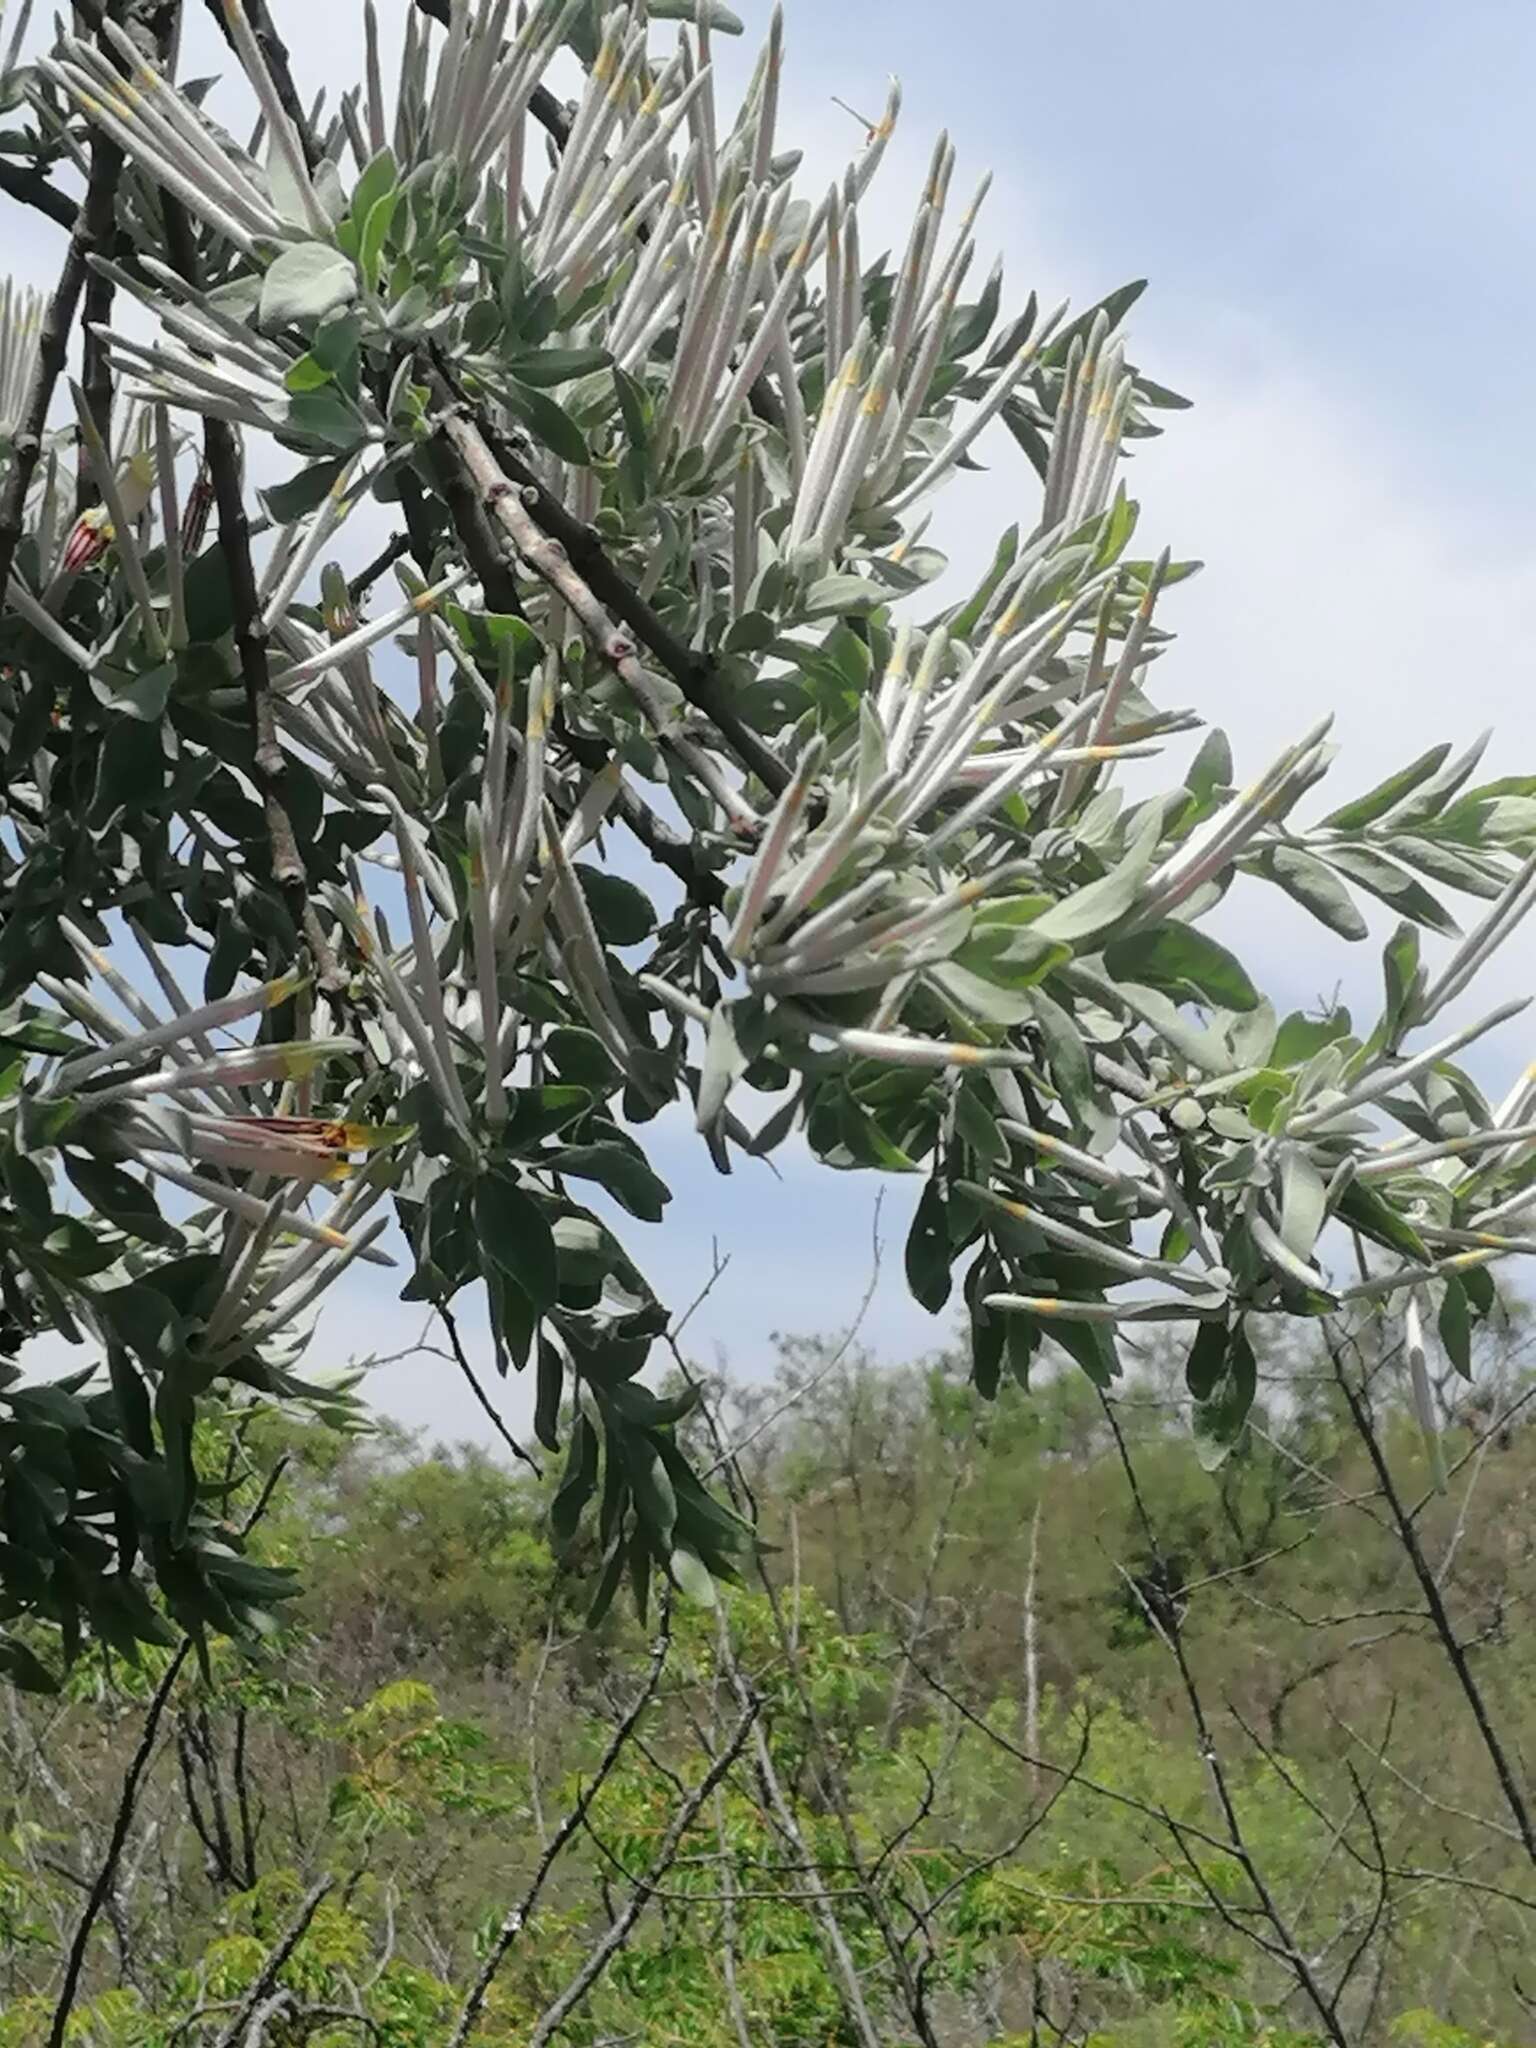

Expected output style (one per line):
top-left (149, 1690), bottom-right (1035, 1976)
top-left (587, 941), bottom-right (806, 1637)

top-left (11, 3), bottom-right (1536, 1445)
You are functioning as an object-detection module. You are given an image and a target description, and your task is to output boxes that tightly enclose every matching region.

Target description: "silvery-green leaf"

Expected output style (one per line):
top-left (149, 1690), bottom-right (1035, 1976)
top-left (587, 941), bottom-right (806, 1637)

top-left (1033, 837), bottom-right (1156, 946)
top-left (1327, 845), bottom-right (1460, 937)
top-left (650, 0), bottom-right (744, 26)
top-left (802, 573), bottom-right (879, 619)
top-left (697, 1004), bottom-right (749, 1131)
top-left (1279, 1145), bottom-right (1328, 1261)
top-left (1321, 743), bottom-right (1452, 832)
top-left (1115, 982), bottom-right (1233, 1078)
top-left (928, 960), bottom-right (1035, 1027)
top-left (1226, 998), bottom-right (1277, 1070)
top-left (670, 1547), bottom-right (718, 1607)
top-left (260, 243), bottom-right (358, 329)
top-left (1257, 845), bottom-right (1368, 942)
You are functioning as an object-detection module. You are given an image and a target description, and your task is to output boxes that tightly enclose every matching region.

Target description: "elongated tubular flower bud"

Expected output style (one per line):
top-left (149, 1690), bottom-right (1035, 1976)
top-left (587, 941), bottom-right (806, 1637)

top-left (889, 304), bottom-right (1066, 517)
top-left (829, 1032), bottom-right (1036, 1071)
top-left (756, 769), bottom-right (901, 948)
top-left (985, 1293), bottom-right (1222, 1325)
top-left (149, 1157), bottom-right (394, 1264)
top-left (1137, 716), bottom-right (1336, 920)
top-left (786, 320), bottom-right (873, 556)
top-left (726, 737), bottom-right (825, 959)
top-left (280, 567), bottom-right (471, 690)
top-left (924, 695), bottom-right (1103, 856)
top-left (51, 974), bottom-right (307, 1091)
top-left (1420, 848), bottom-right (1536, 1023)
top-left (465, 801), bottom-right (508, 1127)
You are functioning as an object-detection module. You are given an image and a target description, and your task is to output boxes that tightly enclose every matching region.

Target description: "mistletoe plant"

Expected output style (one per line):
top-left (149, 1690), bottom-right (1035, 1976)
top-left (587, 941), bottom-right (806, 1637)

top-left (0, 0), bottom-right (1533, 1684)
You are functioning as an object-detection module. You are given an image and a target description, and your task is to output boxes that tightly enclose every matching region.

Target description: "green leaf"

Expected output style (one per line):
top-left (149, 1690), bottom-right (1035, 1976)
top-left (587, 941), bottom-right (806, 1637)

top-left (1325, 846), bottom-right (1460, 937)
top-left (625, 1434), bottom-right (677, 1548)
top-left (1438, 1277), bottom-right (1473, 1378)
top-left (63, 1156), bottom-right (179, 1247)
top-left (1335, 1180), bottom-right (1431, 1266)
top-left (574, 864), bottom-right (655, 946)
top-left (1258, 845), bottom-right (1368, 941)
top-left (906, 1178), bottom-right (953, 1314)
top-left (649, 0), bottom-right (743, 26)
top-left (1033, 821), bottom-right (1159, 947)
top-left (262, 455), bottom-right (348, 525)
top-left (513, 346), bottom-right (613, 387)
top-left (284, 390), bottom-right (369, 452)
top-left (1103, 924), bottom-right (1258, 1013)
top-left (359, 189), bottom-right (402, 295)
top-left (1185, 1319), bottom-right (1229, 1400)
top-left (507, 383), bottom-right (590, 465)
top-left (1273, 1007), bottom-right (1352, 1069)
top-left (473, 1170), bottom-right (558, 1312)
top-left (551, 1143), bottom-right (671, 1222)
top-left (0, 1635), bottom-right (59, 1694)
top-left (499, 1085), bottom-right (592, 1151)
top-left (1381, 921), bottom-right (1423, 1048)
top-left (801, 574), bottom-right (879, 620)
top-left (669, 1545), bottom-right (718, 1607)
top-left (551, 1410), bottom-right (598, 1546)
top-left (259, 241), bottom-right (358, 328)
top-left (1194, 1320), bottom-right (1257, 1466)
top-left (1046, 1313), bottom-right (1119, 1388)
top-left (1321, 744), bottom-right (1452, 831)
top-left (349, 146), bottom-right (397, 229)
top-left (1278, 1146), bottom-right (1328, 1263)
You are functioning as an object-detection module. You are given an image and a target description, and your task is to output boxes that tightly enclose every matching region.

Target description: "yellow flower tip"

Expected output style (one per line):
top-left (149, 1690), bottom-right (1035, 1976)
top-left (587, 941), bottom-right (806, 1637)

top-left (413, 590), bottom-right (438, 614)
top-left (993, 605), bottom-right (1022, 639)
top-left (951, 1044), bottom-right (985, 1066)
top-left (861, 388), bottom-right (889, 418)
top-left (1032, 1297), bottom-right (1060, 1316)
top-left (320, 1226), bottom-right (352, 1250)
top-left (265, 974), bottom-right (305, 1009)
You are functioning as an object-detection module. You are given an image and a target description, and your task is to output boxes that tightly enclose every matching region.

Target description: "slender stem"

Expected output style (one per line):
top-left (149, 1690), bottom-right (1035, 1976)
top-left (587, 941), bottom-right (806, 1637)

top-left (209, 1878), bottom-right (335, 2048)
top-left (1332, 1332), bottom-right (1536, 1867)
top-left (446, 1623), bottom-right (675, 2048)
top-left (525, 1695), bottom-right (760, 2048)
top-left (46, 1642), bottom-right (192, 2048)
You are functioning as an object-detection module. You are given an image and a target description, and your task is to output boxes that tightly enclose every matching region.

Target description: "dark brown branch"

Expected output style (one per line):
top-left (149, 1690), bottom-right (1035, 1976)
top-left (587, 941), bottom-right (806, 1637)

top-left (460, 393), bottom-right (790, 797)
top-left (420, 424), bottom-right (727, 906)
top-left (0, 176), bottom-right (114, 593)
top-left (1098, 1393), bottom-right (1350, 2046)
top-left (435, 1304), bottom-right (543, 1478)
top-left (1332, 1330), bottom-right (1536, 1868)
top-left (209, 1877), bottom-right (334, 2048)
top-left (158, 185), bottom-right (336, 980)
top-left (47, 1641), bottom-right (192, 2048)
top-left (346, 530), bottom-right (413, 606)
top-left (0, 158), bottom-right (79, 232)
top-left (77, 111), bottom-right (124, 514)
top-left (525, 1693), bottom-right (760, 2048)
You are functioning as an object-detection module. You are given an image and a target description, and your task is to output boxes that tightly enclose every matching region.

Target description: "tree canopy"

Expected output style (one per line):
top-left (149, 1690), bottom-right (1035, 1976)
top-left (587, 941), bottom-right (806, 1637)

top-left (0, 0), bottom-right (1534, 1686)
